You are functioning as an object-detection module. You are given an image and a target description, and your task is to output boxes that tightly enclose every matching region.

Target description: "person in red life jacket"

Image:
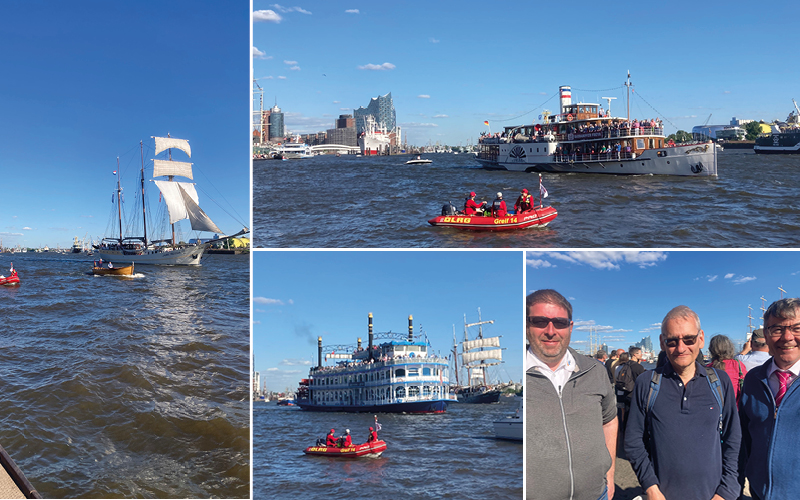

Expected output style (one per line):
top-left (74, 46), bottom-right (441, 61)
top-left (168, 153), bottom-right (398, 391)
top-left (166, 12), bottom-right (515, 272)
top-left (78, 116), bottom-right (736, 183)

top-left (464, 191), bottom-right (486, 215)
top-left (367, 426), bottom-right (378, 442)
top-left (514, 189), bottom-right (532, 214)
top-left (491, 192), bottom-right (507, 217)
top-left (342, 429), bottom-right (352, 447)
top-left (325, 429), bottom-right (337, 447)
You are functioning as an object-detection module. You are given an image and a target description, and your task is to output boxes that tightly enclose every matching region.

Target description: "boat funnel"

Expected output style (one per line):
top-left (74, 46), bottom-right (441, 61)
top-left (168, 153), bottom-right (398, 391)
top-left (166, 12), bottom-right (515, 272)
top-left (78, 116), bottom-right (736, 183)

top-left (368, 313), bottom-right (374, 362)
top-left (559, 86), bottom-right (572, 116)
top-left (408, 315), bottom-right (414, 342)
top-left (357, 337), bottom-right (362, 349)
top-left (317, 336), bottom-right (323, 368)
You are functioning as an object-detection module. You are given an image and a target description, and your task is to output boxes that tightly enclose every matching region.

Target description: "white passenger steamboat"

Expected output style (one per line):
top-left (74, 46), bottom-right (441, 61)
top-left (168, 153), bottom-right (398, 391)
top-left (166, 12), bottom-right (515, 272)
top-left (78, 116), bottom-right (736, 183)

top-left (476, 76), bottom-right (717, 176)
top-left (296, 313), bottom-right (455, 413)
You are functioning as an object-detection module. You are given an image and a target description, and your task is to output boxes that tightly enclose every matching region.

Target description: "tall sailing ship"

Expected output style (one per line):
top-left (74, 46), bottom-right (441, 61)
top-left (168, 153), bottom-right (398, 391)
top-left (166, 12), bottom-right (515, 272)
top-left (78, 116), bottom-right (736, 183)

top-left (296, 313), bottom-right (455, 413)
top-left (95, 136), bottom-right (247, 265)
top-left (452, 310), bottom-right (505, 404)
top-left (476, 75), bottom-right (718, 176)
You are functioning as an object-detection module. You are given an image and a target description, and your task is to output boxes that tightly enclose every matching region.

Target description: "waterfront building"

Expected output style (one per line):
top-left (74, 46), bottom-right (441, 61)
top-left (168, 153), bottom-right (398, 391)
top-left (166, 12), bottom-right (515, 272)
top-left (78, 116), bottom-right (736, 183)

top-left (268, 104), bottom-right (285, 140)
top-left (326, 114), bottom-right (357, 146)
top-left (354, 92), bottom-right (396, 135)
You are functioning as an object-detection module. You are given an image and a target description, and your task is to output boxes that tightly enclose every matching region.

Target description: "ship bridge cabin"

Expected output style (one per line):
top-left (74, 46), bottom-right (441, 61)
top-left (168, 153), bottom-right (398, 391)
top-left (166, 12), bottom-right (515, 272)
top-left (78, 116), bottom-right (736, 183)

top-left (556, 102), bottom-right (602, 122)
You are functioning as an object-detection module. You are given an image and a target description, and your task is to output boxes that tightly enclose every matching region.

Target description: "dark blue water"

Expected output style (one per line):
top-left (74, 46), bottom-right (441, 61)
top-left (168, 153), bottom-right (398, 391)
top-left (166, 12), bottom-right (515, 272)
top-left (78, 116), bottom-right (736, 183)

top-left (253, 398), bottom-right (522, 500)
top-left (253, 149), bottom-right (800, 248)
top-left (0, 252), bottom-right (249, 498)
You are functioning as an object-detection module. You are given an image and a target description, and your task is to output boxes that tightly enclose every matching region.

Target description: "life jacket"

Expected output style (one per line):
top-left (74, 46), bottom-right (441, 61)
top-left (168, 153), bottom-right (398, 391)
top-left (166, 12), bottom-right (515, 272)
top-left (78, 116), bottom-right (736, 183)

top-left (492, 198), bottom-right (505, 217)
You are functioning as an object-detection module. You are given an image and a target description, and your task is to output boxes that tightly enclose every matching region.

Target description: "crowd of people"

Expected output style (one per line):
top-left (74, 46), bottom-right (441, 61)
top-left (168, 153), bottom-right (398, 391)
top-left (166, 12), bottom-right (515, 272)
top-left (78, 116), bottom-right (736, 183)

top-left (462, 189), bottom-right (537, 217)
top-left (478, 118), bottom-right (665, 145)
top-left (315, 426), bottom-right (379, 448)
top-left (526, 289), bottom-right (800, 500)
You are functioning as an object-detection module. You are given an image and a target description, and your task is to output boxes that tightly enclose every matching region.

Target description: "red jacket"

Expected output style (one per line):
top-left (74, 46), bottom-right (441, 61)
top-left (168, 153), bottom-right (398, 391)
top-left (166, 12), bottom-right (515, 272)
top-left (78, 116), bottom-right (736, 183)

top-left (492, 199), bottom-right (507, 217)
top-left (367, 431), bottom-right (378, 442)
top-left (343, 434), bottom-right (352, 447)
top-left (326, 433), bottom-right (337, 446)
top-left (514, 193), bottom-right (532, 213)
top-left (464, 198), bottom-right (483, 215)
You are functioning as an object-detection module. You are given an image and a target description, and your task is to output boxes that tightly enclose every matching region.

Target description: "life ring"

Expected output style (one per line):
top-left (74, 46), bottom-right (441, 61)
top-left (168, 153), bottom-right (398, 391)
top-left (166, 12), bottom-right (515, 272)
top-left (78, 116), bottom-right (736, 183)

top-left (566, 114), bottom-right (573, 121)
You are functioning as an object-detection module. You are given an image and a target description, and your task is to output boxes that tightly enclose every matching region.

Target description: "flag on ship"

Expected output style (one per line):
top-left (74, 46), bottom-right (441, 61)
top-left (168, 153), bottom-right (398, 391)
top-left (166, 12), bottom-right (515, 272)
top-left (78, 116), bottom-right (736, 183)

top-left (374, 415), bottom-right (382, 432)
top-left (539, 174), bottom-right (549, 199)
top-left (483, 121), bottom-right (489, 126)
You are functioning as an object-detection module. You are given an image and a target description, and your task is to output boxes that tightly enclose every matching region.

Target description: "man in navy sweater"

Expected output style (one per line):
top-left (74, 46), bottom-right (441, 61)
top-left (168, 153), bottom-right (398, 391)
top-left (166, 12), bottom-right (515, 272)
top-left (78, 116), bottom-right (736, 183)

top-left (739, 298), bottom-right (800, 500)
top-left (624, 305), bottom-right (741, 500)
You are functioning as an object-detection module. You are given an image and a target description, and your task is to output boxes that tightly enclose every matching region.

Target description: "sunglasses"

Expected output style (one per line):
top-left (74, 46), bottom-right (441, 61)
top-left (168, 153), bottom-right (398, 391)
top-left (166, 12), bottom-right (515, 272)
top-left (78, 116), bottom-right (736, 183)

top-left (527, 316), bottom-right (571, 329)
top-left (664, 334), bottom-right (699, 348)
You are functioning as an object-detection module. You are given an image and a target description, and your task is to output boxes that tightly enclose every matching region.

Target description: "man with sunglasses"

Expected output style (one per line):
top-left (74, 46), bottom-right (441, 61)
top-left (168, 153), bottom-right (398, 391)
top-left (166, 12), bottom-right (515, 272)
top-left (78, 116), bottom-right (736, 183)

top-left (526, 289), bottom-right (618, 500)
top-left (739, 298), bottom-right (800, 500)
top-left (624, 306), bottom-right (741, 500)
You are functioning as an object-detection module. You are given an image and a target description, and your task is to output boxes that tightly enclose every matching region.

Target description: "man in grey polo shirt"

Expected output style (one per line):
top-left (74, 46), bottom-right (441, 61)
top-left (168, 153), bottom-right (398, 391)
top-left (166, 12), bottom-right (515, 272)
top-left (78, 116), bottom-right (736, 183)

top-left (526, 289), bottom-right (617, 500)
top-left (735, 328), bottom-right (771, 372)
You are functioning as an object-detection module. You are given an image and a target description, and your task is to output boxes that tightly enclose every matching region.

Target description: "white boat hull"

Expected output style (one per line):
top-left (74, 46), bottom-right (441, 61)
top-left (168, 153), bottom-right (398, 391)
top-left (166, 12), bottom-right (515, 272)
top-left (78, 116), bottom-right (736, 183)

top-left (95, 244), bottom-right (208, 266)
top-left (493, 419), bottom-right (522, 441)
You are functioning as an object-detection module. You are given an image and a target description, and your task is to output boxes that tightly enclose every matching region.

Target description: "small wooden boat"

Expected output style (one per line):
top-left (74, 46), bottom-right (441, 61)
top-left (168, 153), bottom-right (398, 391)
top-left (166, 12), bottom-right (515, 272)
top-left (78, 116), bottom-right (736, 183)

top-left (0, 270), bottom-right (20, 287)
top-left (303, 440), bottom-right (387, 458)
top-left (428, 206), bottom-right (557, 231)
top-left (92, 262), bottom-right (134, 276)
top-left (0, 443), bottom-right (41, 498)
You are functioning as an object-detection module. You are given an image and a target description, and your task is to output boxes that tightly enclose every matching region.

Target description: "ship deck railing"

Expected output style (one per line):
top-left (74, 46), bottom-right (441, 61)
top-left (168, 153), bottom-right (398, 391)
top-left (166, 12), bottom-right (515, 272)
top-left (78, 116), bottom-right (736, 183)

top-left (479, 126), bottom-right (665, 145)
top-left (554, 152), bottom-right (637, 163)
top-left (309, 356), bottom-right (449, 376)
top-left (309, 394), bottom-right (454, 407)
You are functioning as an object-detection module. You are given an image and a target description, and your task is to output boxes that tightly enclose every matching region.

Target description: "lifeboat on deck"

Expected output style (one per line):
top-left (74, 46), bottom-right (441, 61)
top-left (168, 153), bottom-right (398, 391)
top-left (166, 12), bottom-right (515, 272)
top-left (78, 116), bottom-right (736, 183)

top-left (303, 440), bottom-right (387, 458)
top-left (428, 206), bottom-right (557, 231)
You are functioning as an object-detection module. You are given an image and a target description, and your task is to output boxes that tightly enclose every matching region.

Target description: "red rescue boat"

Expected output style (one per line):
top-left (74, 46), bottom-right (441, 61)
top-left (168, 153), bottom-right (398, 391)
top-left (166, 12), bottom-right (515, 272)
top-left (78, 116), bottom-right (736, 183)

top-left (428, 207), bottom-right (557, 231)
top-left (303, 440), bottom-right (387, 458)
top-left (0, 268), bottom-right (20, 287)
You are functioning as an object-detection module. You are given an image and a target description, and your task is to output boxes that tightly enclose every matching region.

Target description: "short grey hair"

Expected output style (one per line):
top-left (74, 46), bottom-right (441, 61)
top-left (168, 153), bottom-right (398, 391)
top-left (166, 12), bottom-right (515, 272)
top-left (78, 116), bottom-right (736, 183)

top-left (526, 289), bottom-right (573, 320)
top-left (763, 298), bottom-right (800, 325)
top-left (661, 305), bottom-right (701, 336)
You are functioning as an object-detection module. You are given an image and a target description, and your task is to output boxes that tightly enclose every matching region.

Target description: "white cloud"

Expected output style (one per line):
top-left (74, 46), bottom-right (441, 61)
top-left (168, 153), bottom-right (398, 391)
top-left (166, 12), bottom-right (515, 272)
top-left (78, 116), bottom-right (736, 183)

top-left (280, 358), bottom-right (312, 366)
top-left (358, 62), bottom-right (395, 71)
top-left (345, 9), bottom-right (359, 13)
top-left (333, 100), bottom-right (341, 104)
top-left (289, 66), bottom-right (301, 71)
top-left (527, 251), bottom-right (668, 270)
top-left (526, 258), bottom-right (554, 269)
top-left (694, 274), bottom-right (718, 282)
top-left (284, 60), bottom-right (298, 65)
top-left (259, 76), bottom-right (274, 80)
top-left (401, 122), bottom-right (438, 127)
top-left (253, 9), bottom-right (282, 23)
top-left (417, 94), bottom-right (430, 99)
top-left (433, 114), bottom-right (448, 118)
top-left (253, 297), bottom-right (290, 305)
top-left (340, 107), bottom-right (350, 111)
top-left (252, 46), bottom-right (271, 59)
top-left (278, 76), bottom-right (287, 79)
top-left (724, 273), bottom-right (735, 279)
top-left (429, 37), bottom-right (440, 43)
top-left (271, 4), bottom-right (312, 14)
top-left (22, 227), bottom-right (32, 230)
top-left (732, 276), bottom-right (757, 285)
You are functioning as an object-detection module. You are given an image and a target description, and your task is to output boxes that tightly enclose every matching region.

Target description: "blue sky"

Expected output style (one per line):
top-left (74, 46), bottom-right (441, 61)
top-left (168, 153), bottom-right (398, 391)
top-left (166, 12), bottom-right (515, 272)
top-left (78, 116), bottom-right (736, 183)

top-left (253, 1), bottom-right (798, 146)
top-left (526, 251), bottom-right (800, 354)
top-left (0, 1), bottom-right (250, 249)
top-left (253, 251), bottom-right (523, 393)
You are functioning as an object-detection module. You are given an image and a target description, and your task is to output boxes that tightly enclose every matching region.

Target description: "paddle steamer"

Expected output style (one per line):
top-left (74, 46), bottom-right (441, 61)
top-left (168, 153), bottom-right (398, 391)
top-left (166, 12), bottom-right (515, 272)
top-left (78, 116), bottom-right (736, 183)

top-left (296, 313), bottom-right (455, 413)
top-left (476, 76), bottom-right (717, 176)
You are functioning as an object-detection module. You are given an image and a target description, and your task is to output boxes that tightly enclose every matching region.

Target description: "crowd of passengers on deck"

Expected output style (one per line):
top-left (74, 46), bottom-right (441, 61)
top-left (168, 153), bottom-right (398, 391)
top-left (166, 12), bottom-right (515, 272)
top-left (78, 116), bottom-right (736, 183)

top-left (309, 353), bottom-right (448, 374)
top-left (478, 118), bottom-right (664, 144)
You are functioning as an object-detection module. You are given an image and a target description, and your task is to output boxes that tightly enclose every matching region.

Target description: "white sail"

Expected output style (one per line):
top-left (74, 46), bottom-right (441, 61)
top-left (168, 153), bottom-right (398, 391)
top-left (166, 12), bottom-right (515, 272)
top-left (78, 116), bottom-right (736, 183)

top-left (463, 336), bottom-right (501, 352)
top-left (153, 159), bottom-right (194, 180)
top-left (154, 137), bottom-right (191, 157)
top-left (154, 180), bottom-right (199, 224)
top-left (462, 349), bottom-right (503, 365)
top-left (179, 185), bottom-right (223, 234)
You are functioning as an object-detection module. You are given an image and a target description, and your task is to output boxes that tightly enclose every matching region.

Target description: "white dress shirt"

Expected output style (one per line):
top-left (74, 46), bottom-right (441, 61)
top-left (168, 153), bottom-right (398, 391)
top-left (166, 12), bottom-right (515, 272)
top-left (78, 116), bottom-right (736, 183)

top-left (766, 358), bottom-right (800, 398)
top-left (526, 347), bottom-right (578, 393)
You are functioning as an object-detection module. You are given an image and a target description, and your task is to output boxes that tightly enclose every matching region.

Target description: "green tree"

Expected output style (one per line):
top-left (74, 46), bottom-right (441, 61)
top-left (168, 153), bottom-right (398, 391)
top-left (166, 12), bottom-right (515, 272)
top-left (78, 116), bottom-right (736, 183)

top-left (745, 121), bottom-right (764, 141)
top-left (666, 130), bottom-right (693, 143)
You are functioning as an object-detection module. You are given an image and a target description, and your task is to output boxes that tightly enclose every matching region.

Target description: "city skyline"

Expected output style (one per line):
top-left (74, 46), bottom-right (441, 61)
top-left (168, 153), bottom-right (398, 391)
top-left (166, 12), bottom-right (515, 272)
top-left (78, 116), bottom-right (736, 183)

top-left (253, 0), bottom-right (799, 146)
top-left (526, 251), bottom-right (800, 353)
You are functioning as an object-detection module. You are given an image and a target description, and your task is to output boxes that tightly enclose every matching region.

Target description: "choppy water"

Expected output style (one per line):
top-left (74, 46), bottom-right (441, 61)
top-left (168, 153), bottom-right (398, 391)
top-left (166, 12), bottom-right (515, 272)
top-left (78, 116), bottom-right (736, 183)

top-left (0, 252), bottom-right (249, 498)
top-left (253, 398), bottom-right (522, 500)
top-left (253, 149), bottom-right (800, 248)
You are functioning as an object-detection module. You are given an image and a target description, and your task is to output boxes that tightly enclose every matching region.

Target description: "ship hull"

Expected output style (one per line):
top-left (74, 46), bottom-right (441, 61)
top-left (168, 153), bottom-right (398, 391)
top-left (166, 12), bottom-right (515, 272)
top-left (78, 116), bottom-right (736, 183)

top-left (297, 399), bottom-right (449, 413)
top-left (457, 389), bottom-right (502, 404)
top-left (754, 132), bottom-right (800, 154)
top-left (477, 142), bottom-right (717, 176)
top-left (429, 207), bottom-right (556, 231)
top-left (95, 244), bottom-right (207, 266)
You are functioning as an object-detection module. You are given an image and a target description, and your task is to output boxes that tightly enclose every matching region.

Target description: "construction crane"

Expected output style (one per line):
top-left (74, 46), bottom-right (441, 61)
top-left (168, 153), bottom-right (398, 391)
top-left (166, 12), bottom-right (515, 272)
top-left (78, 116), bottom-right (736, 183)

top-left (703, 113), bottom-right (712, 126)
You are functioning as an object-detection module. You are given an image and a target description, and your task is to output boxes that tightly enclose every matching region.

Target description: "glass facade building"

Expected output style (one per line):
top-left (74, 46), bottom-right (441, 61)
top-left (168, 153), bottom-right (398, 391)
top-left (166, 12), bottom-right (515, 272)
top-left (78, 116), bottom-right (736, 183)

top-left (268, 104), bottom-right (285, 140)
top-left (354, 92), bottom-right (396, 134)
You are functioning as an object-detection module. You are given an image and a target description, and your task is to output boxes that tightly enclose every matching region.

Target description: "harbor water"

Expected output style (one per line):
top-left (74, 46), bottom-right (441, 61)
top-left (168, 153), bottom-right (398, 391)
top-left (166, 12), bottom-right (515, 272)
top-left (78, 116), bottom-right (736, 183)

top-left (0, 253), bottom-right (249, 498)
top-left (253, 398), bottom-right (522, 500)
top-left (253, 149), bottom-right (800, 248)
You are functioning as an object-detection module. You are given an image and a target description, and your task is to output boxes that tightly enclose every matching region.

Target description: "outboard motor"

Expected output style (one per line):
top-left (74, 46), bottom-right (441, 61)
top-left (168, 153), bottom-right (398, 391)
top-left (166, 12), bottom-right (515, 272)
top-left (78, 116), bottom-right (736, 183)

top-left (441, 202), bottom-right (457, 216)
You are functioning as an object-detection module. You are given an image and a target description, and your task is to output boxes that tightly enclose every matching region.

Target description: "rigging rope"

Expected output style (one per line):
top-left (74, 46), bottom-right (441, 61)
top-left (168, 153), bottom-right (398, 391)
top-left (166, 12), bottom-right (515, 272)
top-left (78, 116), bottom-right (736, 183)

top-left (492, 92), bottom-right (559, 124)
top-left (630, 90), bottom-right (679, 131)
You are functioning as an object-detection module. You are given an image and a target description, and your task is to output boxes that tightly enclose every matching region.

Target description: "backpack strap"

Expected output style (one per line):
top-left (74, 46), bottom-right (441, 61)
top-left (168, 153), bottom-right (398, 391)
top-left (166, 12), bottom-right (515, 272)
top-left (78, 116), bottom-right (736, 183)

top-left (704, 366), bottom-right (725, 435)
top-left (646, 370), bottom-right (661, 414)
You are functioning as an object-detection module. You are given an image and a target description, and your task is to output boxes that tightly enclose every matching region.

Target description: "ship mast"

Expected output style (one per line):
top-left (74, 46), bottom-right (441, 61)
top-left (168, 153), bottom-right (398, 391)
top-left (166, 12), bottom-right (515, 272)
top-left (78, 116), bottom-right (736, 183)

top-left (139, 141), bottom-right (148, 247)
top-left (464, 308), bottom-right (494, 387)
top-left (451, 326), bottom-right (460, 387)
top-left (116, 158), bottom-right (123, 243)
top-left (167, 133), bottom-right (176, 247)
top-left (625, 71), bottom-right (632, 123)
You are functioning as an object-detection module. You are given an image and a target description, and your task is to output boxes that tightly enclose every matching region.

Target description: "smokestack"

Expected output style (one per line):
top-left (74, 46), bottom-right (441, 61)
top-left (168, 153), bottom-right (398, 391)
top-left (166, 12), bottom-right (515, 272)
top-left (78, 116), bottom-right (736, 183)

top-left (357, 337), bottom-right (362, 349)
top-left (368, 313), bottom-right (374, 362)
top-left (408, 314), bottom-right (413, 342)
top-left (317, 336), bottom-right (323, 368)
top-left (559, 86), bottom-right (572, 116)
